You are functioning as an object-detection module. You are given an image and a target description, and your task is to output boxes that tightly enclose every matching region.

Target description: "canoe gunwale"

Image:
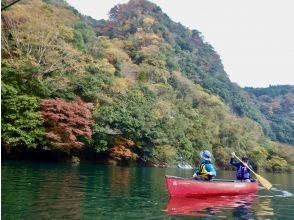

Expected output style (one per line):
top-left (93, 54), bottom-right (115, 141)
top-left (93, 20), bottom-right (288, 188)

top-left (165, 175), bottom-right (256, 183)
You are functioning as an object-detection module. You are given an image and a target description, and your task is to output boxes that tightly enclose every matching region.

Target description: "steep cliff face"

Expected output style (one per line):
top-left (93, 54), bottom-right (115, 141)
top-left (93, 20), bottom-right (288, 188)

top-left (1, 0), bottom-right (293, 171)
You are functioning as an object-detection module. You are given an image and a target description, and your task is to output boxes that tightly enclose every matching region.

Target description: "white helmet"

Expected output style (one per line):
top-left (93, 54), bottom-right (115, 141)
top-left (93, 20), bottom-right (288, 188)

top-left (200, 150), bottom-right (212, 161)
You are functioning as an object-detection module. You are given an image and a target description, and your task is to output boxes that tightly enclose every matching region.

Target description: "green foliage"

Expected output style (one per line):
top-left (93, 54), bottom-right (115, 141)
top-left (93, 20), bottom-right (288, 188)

top-left (72, 66), bottom-right (114, 102)
top-left (213, 146), bottom-right (231, 169)
top-left (1, 82), bottom-right (45, 151)
top-left (92, 87), bottom-right (156, 151)
top-left (245, 85), bottom-right (294, 97)
top-left (266, 156), bottom-right (290, 173)
top-left (177, 138), bottom-right (194, 161)
top-left (245, 85), bottom-right (294, 144)
top-left (1, 0), bottom-right (293, 171)
top-left (249, 147), bottom-right (269, 171)
top-left (1, 65), bottom-right (49, 97)
top-left (151, 145), bottom-right (177, 164)
top-left (73, 21), bottom-right (101, 57)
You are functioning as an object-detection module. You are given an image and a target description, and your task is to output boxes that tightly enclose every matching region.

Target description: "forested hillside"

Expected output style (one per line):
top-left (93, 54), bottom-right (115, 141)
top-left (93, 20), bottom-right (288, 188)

top-left (245, 85), bottom-right (294, 144)
top-left (1, 0), bottom-right (293, 172)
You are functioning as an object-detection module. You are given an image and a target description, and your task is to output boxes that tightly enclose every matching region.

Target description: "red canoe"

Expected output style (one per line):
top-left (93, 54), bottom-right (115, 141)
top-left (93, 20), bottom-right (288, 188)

top-left (165, 175), bottom-right (258, 197)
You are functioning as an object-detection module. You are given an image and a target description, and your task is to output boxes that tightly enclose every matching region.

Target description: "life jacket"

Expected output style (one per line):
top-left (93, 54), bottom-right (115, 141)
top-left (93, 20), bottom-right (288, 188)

top-left (197, 164), bottom-right (211, 180)
top-left (236, 164), bottom-right (250, 180)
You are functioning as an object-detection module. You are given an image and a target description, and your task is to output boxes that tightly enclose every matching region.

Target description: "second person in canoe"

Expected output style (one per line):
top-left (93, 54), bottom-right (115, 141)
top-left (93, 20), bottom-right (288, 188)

top-left (230, 153), bottom-right (253, 182)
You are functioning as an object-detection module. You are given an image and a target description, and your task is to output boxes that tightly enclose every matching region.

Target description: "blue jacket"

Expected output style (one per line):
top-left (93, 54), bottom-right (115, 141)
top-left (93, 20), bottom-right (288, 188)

top-left (194, 160), bottom-right (216, 180)
top-left (230, 158), bottom-right (252, 180)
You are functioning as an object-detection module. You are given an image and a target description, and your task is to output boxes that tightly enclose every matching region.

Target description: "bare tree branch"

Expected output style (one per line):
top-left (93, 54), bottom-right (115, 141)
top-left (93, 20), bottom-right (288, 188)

top-left (1, 0), bottom-right (22, 11)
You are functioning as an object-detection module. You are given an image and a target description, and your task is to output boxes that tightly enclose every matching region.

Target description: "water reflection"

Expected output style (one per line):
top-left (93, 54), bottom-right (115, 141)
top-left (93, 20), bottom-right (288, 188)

top-left (165, 194), bottom-right (257, 218)
top-left (108, 166), bottom-right (131, 196)
top-left (2, 162), bottom-right (86, 220)
top-left (2, 162), bottom-right (293, 219)
top-left (35, 165), bottom-right (84, 219)
top-left (255, 198), bottom-right (274, 217)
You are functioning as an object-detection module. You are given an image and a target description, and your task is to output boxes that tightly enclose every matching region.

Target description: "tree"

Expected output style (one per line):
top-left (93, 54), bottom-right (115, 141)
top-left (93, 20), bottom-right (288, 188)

top-left (41, 97), bottom-right (93, 150)
top-left (249, 147), bottom-right (268, 171)
top-left (1, 0), bottom-right (85, 76)
top-left (1, 82), bottom-right (45, 152)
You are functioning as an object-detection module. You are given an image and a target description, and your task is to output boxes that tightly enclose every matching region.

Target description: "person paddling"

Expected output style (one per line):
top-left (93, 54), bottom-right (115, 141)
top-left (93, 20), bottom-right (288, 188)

top-left (193, 150), bottom-right (216, 181)
top-left (230, 153), bottom-right (252, 182)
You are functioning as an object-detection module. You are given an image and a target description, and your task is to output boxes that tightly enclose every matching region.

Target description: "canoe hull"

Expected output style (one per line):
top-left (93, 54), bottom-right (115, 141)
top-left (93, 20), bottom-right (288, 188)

top-left (165, 175), bottom-right (258, 197)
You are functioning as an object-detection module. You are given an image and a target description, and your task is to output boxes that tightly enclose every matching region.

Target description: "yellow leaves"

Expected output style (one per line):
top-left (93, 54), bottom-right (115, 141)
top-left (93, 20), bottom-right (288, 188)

top-left (138, 45), bottom-right (166, 67)
top-left (3, 0), bottom-right (77, 36)
top-left (96, 94), bottom-right (113, 106)
top-left (113, 136), bottom-right (134, 147)
top-left (249, 146), bottom-right (269, 169)
top-left (172, 71), bottom-right (225, 109)
top-left (98, 36), bottom-right (130, 64)
top-left (134, 30), bottom-right (162, 46)
top-left (267, 142), bottom-right (294, 166)
top-left (143, 16), bottom-right (156, 26)
top-left (139, 63), bottom-right (170, 83)
top-left (147, 83), bottom-right (173, 97)
top-left (267, 156), bottom-right (289, 172)
top-left (92, 58), bottom-right (116, 75)
top-left (2, 0), bottom-right (85, 77)
top-left (152, 100), bottom-right (174, 119)
top-left (105, 46), bottom-right (130, 64)
top-left (139, 45), bottom-right (159, 56)
top-left (97, 36), bottom-right (111, 47)
top-left (120, 62), bottom-right (139, 80)
top-left (59, 25), bottom-right (74, 42)
top-left (132, 90), bottom-right (145, 98)
top-left (110, 78), bottom-right (132, 94)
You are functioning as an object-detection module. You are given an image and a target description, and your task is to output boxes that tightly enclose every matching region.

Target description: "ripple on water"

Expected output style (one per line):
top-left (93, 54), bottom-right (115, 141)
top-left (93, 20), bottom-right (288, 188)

top-left (271, 187), bottom-right (293, 197)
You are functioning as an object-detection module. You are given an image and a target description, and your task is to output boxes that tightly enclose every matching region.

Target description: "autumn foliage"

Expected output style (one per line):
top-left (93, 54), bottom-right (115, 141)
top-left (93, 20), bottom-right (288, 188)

top-left (41, 97), bottom-right (93, 149)
top-left (109, 136), bottom-right (137, 160)
top-left (1, 0), bottom-right (293, 172)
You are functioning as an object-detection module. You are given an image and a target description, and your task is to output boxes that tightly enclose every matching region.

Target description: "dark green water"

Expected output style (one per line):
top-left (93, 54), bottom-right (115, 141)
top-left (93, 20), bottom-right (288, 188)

top-left (2, 161), bottom-right (293, 219)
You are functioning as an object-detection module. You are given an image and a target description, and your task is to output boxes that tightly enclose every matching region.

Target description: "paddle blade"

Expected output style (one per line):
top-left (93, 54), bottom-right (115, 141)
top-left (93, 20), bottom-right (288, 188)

top-left (256, 174), bottom-right (272, 190)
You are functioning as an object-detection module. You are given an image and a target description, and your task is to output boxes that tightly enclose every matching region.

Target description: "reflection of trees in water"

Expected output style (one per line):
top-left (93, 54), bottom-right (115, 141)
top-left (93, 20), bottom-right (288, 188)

top-left (108, 166), bottom-right (131, 196)
top-left (255, 198), bottom-right (274, 217)
top-left (2, 164), bottom-right (36, 219)
top-left (36, 165), bottom-right (84, 220)
top-left (261, 173), bottom-right (293, 188)
top-left (108, 166), bottom-right (166, 199)
top-left (2, 163), bottom-right (85, 220)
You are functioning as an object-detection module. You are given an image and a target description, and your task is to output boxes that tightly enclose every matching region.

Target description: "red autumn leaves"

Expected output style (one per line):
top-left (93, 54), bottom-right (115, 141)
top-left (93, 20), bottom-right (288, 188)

top-left (41, 97), bottom-right (93, 149)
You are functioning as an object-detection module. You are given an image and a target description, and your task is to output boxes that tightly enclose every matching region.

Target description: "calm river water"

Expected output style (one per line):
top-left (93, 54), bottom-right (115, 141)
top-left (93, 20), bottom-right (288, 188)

top-left (2, 161), bottom-right (294, 219)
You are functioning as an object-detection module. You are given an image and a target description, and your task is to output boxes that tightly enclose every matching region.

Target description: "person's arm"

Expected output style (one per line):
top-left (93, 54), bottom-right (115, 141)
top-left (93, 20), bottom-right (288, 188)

top-left (230, 157), bottom-right (239, 168)
top-left (205, 164), bottom-right (216, 176)
top-left (192, 167), bottom-right (199, 177)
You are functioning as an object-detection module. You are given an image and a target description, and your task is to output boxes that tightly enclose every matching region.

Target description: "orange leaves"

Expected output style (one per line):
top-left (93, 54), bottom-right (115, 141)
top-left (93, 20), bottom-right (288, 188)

top-left (108, 136), bottom-right (137, 161)
top-left (109, 146), bottom-right (133, 160)
top-left (41, 97), bottom-right (93, 149)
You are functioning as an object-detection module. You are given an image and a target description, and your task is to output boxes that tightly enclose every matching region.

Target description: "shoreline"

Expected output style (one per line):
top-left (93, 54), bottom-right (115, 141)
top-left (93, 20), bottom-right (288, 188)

top-left (2, 157), bottom-right (292, 174)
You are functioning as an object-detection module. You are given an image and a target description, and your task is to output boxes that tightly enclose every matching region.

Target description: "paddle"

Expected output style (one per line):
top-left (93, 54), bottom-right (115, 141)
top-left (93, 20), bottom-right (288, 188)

top-left (231, 152), bottom-right (272, 190)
